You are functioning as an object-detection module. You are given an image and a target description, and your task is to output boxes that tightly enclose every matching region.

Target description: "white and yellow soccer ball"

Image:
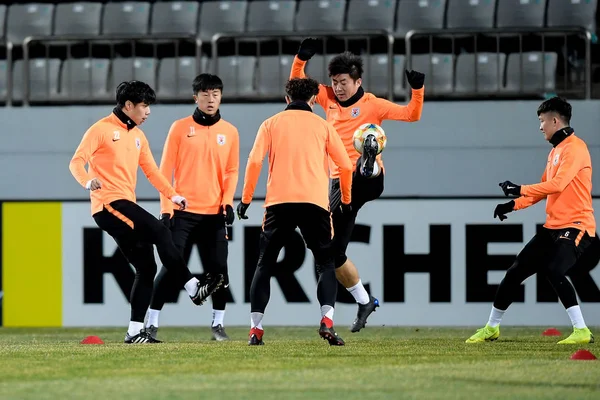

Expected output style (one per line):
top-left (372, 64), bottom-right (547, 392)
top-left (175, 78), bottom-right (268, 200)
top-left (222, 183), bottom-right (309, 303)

top-left (352, 123), bottom-right (387, 155)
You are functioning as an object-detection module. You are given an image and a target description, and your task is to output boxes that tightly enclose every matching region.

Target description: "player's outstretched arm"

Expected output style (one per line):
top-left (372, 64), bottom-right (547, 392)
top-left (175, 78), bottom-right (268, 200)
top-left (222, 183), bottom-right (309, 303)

top-left (290, 38), bottom-right (331, 107)
top-left (239, 121), bottom-right (270, 217)
top-left (498, 170), bottom-right (547, 213)
top-left (326, 123), bottom-right (353, 208)
top-left (69, 126), bottom-right (102, 190)
top-left (374, 70), bottom-right (425, 122)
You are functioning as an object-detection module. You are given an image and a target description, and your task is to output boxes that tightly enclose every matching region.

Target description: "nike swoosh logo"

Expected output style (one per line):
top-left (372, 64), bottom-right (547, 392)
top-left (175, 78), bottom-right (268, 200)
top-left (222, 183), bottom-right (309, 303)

top-left (112, 139), bottom-right (119, 142)
top-left (506, 186), bottom-right (515, 189)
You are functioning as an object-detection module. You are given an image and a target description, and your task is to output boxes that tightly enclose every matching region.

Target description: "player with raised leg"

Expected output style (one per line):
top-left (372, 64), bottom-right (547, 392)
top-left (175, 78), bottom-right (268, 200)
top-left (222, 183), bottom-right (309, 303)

top-left (466, 97), bottom-right (595, 345)
top-left (290, 38), bottom-right (425, 332)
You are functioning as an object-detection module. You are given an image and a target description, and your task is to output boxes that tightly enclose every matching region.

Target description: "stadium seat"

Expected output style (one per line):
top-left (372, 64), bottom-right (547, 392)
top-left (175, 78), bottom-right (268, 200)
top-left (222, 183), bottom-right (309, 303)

top-left (446, 0), bottom-right (496, 29)
top-left (158, 56), bottom-right (208, 98)
top-left (455, 52), bottom-right (506, 93)
top-left (12, 58), bottom-right (61, 102)
top-left (102, 2), bottom-right (150, 36)
top-left (0, 5), bottom-right (6, 41)
top-left (504, 52), bottom-right (557, 93)
top-left (6, 3), bottom-right (54, 45)
top-left (295, 0), bottom-right (346, 32)
top-left (60, 58), bottom-right (110, 100)
top-left (395, 0), bottom-right (447, 39)
top-left (393, 54), bottom-right (406, 96)
top-left (53, 3), bottom-right (102, 36)
top-left (408, 53), bottom-right (454, 94)
top-left (111, 57), bottom-right (157, 89)
top-left (346, 0), bottom-right (397, 33)
top-left (361, 53), bottom-right (403, 97)
top-left (150, 1), bottom-right (199, 36)
top-left (547, 0), bottom-right (597, 32)
top-left (247, 1), bottom-right (296, 34)
top-left (305, 54), bottom-right (336, 84)
top-left (0, 60), bottom-right (7, 102)
top-left (198, 1), bottom-right (248, 43)
top-left (257, 55), bottom-right (295, 97)
top-left (215, 56), bottom-right (256, 97)
top-left (496, 0), bottom-right (546, 29)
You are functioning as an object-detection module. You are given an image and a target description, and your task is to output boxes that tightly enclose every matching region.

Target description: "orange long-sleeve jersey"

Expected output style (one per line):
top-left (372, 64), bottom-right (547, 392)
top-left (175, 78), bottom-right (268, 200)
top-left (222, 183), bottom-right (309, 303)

top-left (514, 132), bottom-right (595, 236)
top-left (242, 103), bottom-right (353, 211)
top-left (290, 55), bottom-right (424, 178)
top-left (159, 115), bottom-right (239, 216)
top-left (69, 111), bottom-right (177, 215)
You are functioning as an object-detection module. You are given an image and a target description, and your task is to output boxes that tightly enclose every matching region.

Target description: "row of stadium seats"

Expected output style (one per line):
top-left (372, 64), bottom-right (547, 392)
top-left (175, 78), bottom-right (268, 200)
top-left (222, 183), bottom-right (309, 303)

top-left (0, 52), bottom-right (558, 103)
top-left (0, 0), bottom-right (596, 46)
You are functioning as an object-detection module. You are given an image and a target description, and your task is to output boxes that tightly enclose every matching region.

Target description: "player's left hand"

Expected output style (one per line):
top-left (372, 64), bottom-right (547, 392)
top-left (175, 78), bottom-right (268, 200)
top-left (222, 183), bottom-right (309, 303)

top-left (494, 200), bottom-right (515, 221)
top-left (297, 37), bottom-right (319, 61)
top-left (237, 202), bottom-right (250, 220)
top-left (171, 195), bottom-right (187, 210)
top-left (405, 69), bottom-right (425, 89)
top-left (499, 181), bottom-right (521, 197)
top-left (340, 203), bottom-right (352, 215)
top-left (221, 204), bottom-right (235, 225)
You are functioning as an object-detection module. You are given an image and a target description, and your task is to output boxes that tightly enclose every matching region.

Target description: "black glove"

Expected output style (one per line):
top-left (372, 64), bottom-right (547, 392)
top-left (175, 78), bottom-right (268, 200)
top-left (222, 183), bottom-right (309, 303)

top-left (236, 202), bottom-right (250, 220)
top-left (221, 204), bottom-right (235, 225)
top-left (494, 200), bottom-right (515, 221)
top-left (297, 37), bottom-right (319, 61)
top-left (499, 181), bottom-right (521, 197)
top-left (160, 213), bottom-right (172, 228)
top-left (340, 203), bottom-right (353, 215)
top-left (405, 69), bottom-right (425, 89)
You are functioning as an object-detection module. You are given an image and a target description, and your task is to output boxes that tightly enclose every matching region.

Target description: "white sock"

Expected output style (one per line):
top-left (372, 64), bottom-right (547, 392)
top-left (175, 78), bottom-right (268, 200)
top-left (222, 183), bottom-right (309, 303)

top-left (212, 309), bottom-right (225, 327)
top-left (566, 305), bottom-right (587, 329)
top-left (146, 309), bottom-right (160, 328)
top-left (128, 321), bottom-right (144, 336)
top-left (347, 280), bottom-right (370, 305)
top-left (184, 277), bottom-right (200, 296)
top-left (250, 312), bottom-right (264, 330)
top-left (320, 305), bottom-right (334, 320)
top-left (487, 306), bottom-right (506, 328)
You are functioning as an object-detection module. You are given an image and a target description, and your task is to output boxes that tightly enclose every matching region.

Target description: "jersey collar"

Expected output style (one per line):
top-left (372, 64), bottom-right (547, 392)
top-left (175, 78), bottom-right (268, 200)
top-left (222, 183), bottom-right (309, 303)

top-left (337, 86), bottom-right (364, 108)
top-left (285, 101), bottom-right (313, 112)
top-left (112, 107), bottom-right (137, 131)
top-left (550, 127), bottom-right (574, 147)
top-left (193, 107), bottom-right (221, 126)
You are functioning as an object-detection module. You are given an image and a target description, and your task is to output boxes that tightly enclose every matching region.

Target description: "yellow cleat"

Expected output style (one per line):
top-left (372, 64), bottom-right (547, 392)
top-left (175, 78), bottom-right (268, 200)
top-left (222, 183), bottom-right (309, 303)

top-left (557, 327), bottom-right (595, 344)
top-left (465, 324), bottom-right (500, 343)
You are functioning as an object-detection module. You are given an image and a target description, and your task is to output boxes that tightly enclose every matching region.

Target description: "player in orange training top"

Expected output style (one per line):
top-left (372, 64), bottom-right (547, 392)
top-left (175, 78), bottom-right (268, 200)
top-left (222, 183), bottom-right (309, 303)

top-left (467, 97), bottom-right (595, 345)
top-left (69, 81), bottom-right (223, 344)
top-left (145, 74), bottom-right (239, 342)
top-left (237, 77), bottom-right (353, 346)
top-left (290, 38), bottom-right (425, 332)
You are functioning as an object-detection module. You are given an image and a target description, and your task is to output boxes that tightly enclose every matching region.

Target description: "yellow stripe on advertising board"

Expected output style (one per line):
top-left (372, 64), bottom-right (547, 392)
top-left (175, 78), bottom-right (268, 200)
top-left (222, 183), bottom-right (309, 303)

top-left (2, 202), bottom-right (62, 327)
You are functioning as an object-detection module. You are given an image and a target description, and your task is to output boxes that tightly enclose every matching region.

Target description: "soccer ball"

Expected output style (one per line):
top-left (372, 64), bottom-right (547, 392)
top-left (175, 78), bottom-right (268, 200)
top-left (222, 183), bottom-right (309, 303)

top-left (352, 123), bottom-right (387, 155)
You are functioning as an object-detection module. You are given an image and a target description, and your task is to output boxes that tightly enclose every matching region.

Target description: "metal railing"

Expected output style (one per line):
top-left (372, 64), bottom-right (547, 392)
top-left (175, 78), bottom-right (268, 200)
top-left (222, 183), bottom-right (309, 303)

top-left (405, 27), bottom-right (594, 99)
top-left (16, 34), bottom-right (202, 106)
top-left (210, 30), bottom-right (395, 101)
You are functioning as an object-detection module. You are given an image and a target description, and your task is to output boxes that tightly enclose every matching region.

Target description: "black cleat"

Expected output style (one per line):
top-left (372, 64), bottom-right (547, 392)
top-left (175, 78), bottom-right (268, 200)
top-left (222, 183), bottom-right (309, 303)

top-left (351, 296), bottom-right (380, 333)
top-left (124, 329), bottom-right (162, 344)
top-left (360, 134), bottom-right (378, 178)
top-left (248, 328), bottom-right (264, 346)
top-left (146, 325), bottom-right (159, 340)
top-left (190, 273), bottom-right (224, 305)
top-left (211, 324), bottom-right (230, 341)
top-left (319, 323), bottom-right (345, 346)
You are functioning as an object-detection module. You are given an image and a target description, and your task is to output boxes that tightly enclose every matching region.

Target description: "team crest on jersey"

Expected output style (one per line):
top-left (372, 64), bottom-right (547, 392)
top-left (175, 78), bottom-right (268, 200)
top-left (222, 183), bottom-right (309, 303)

top-left (112, 131), bottom-right (120, 141)
top-left (351, 107), bottom-right (360, 117)
top-left (217, 134), bottom-right (226, 146)
top-left (553, 153), bottom-right (560, 166)
top-left (135, 138), bottom-right (141, 149)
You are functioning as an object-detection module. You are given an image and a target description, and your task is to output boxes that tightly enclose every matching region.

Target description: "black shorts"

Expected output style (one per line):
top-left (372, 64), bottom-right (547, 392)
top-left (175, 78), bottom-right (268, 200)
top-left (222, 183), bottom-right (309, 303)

top-left (329, 163), bottom-right (384, 268)
top-left (169, 210), bottom-right (229, 286)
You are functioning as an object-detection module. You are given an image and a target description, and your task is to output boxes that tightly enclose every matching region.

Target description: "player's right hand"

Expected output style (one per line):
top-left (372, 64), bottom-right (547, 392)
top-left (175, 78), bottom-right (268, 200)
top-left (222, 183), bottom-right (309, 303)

top-left (493, 200), bottom-right (515, 221)
top-left (340, 203), bottom-right (353, 215)
top-left (171, 195), bottom-right (187, 210)
top-left (297, 38), bottom-right (319, 61)
top-left (236, 202), bottom-right (250, 220)
top-left (86, 178), bottom-right (102, 191)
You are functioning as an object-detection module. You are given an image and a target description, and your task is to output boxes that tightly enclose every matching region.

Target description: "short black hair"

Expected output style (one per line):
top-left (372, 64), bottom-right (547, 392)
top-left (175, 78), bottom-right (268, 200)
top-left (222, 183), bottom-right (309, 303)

top-left (285, 77), bottom-right (320, 102)
top-left (328, 51), bottom-right (363, 80)
top-left (116, 80), bottom-right (156, 108)
top-left (537, 96), bottom-right (572, 124)
top-left (193, 73), bottom-right (223, 94)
